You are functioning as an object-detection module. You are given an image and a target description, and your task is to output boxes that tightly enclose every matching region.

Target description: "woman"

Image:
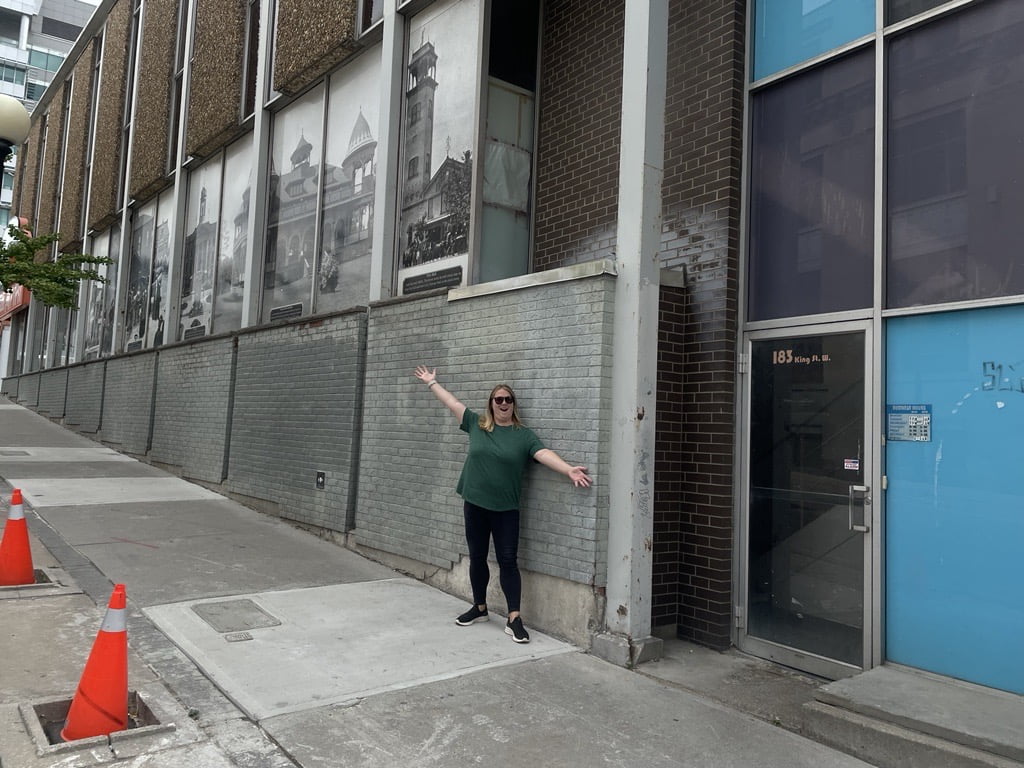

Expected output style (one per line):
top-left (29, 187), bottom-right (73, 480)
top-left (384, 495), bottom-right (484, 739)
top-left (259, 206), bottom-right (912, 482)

top-left (414, 365), bottom-right (592, 643)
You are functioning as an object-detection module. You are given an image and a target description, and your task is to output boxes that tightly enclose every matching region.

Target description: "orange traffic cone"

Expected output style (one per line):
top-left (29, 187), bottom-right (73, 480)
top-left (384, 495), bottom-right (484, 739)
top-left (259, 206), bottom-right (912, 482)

top-left (60, 584), bottom-right (129, 741)
top-left (0, 488), bottom-right (34, 585)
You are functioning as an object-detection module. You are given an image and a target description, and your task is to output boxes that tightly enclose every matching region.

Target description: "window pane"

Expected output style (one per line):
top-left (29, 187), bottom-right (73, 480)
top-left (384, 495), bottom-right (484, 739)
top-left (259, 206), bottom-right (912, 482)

top-left (753, 0), bottom-right (874, 81)
top-left (748, 51), bottom-right (874, 321)
top-left (146, 188), bottom-right (173, 347)
top-left (397, 0), bottom-right (480, 295)
top-left (887, 0), bottom-right (944, 25)
top-left (101, 226), bottom-right (120, 355)
top-left (125, 202), bottom-right (156, 351)
top-left (317, 48), bottom-right (380, 314)
top-left (263, 85), bottom-right (324, 322)
top-left (181, 156), bottom-right (222, 340)
top-left (82, 230), bottom-right (109, 359)
top-left (215, 137), bottom-right (252, 333)
top-left (887, 0), bottom-right (1024, 308)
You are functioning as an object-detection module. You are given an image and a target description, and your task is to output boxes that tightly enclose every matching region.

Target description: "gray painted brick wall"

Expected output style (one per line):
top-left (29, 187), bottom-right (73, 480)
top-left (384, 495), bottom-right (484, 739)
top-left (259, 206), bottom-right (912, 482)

top-left (226, 312), bottom-right (367, 532)
top-left (357, 273), bottom-right (615, 586)
top-left (150, 338), bottom-right (234, 484)
top-left (17, 373), bottom-right (40, 407)
top-left (37, 369), bottom-right (69, 418)
top-left (100, 355), bottom-right (156, 455)
top-left (65, 362), bottom-right (105, 433)
top-left (1, 375), bottom-right (20, 399)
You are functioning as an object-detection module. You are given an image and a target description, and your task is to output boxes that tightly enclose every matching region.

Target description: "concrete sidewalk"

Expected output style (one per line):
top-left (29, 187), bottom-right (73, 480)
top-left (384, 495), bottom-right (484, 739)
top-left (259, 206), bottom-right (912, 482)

top-left (0, 399), bottom-right (875, 767)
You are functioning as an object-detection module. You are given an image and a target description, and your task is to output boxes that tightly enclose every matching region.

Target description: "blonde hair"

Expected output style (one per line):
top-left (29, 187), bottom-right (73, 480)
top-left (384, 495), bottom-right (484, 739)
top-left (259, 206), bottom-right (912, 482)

top-left (479, 383), bottom-right (523, 432)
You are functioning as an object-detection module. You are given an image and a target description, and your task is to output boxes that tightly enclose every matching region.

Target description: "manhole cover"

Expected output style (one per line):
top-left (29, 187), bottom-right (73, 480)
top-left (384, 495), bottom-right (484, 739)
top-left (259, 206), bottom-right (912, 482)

top-left (191, 599), bottom-right (281, 633)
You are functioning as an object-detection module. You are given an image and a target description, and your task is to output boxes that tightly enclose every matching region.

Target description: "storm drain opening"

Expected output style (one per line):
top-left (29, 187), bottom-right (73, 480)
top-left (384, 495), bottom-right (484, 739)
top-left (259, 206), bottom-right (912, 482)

top-left (20, 690), bottom-right (175, 755)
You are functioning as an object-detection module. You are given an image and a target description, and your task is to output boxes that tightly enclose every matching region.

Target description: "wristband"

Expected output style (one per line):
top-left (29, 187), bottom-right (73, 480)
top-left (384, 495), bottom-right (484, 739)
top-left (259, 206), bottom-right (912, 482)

top-left (428, 381), bottom-right (438, 388)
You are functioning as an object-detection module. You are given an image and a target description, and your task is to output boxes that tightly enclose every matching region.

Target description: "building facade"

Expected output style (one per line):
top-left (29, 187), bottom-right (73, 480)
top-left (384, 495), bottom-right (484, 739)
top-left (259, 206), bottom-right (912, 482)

top-left (4, 0), bottom-right (1023, 700)
top-left (0, 0), bottom-right (97, 374)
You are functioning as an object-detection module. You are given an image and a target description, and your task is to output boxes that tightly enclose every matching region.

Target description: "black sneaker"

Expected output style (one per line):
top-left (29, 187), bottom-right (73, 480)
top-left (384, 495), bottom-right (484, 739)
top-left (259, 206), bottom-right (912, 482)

top-left (456, 605), bottom-right (488, 626)
top-left (505, 616), bottom-right (530, 643)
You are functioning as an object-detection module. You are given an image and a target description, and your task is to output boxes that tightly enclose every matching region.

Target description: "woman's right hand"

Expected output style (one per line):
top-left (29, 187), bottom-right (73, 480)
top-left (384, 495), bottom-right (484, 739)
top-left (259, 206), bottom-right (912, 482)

top-left (414, 365), bottom-right (437, 385)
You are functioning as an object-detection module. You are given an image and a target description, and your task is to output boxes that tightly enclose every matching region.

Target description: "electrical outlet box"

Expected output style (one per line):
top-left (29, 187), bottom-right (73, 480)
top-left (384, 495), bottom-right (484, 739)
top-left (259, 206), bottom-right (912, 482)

top-left (315, 471), bottom-right (326, 490)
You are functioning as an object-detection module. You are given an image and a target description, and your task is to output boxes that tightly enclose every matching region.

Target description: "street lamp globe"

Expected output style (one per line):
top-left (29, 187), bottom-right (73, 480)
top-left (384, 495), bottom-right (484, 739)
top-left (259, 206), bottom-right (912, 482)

top-left (0, 94), bottom-right (30, 162)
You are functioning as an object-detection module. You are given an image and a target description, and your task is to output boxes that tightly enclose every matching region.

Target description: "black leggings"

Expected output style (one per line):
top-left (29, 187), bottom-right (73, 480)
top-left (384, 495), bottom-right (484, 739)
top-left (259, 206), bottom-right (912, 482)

top-left (463, 501), bottom-right (521, 613)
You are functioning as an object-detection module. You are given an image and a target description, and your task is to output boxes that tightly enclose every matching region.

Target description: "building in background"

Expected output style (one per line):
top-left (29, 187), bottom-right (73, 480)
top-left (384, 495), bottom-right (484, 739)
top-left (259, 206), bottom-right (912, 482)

top-left (4, 0), bottom-right (1023, 720)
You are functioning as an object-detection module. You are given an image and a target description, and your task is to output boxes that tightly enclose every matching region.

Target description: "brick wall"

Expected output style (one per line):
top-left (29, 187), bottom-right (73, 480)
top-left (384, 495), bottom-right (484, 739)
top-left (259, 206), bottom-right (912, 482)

top-left (0, 375), bottom-right (18, 399)
top-left (65, 362), bottom-right (105, 433)
top-left (357, 270), bottom-right (614, 584)
top-left (37, 369), bottom-right (68, 419)
top-left (226, 312), bottom-right (368, 532)
top-left (16, 373), bottom-right (39, 407)
top-left (150, 338), bottom-right (235, 484)
top-left (654, 282), bottom-right (687, 629)
top-left (532, 0), bottom-right (624, 272)
top-left (100, 354), bottom-right (156, 455)
top-left (654, 0), bottom-right (745, 650)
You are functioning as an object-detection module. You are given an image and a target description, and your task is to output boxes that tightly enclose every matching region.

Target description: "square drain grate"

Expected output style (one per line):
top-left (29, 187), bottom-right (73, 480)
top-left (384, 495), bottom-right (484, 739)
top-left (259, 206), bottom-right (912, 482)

top-left (191, 599), bottom-right (281, 633)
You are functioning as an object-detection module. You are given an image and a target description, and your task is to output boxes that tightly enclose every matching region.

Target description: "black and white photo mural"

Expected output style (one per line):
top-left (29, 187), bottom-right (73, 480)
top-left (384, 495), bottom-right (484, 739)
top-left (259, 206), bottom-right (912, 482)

top-left (263, 85), bottom-right (325, 322)
top-left (317, 47), bottom-right (380, 314)
top-left (102, 226), bottom-right (120, 355)
top-left (181, 157), bottom-right (222, 340)
top-left (124, 201), bottom-right (156, 351)
top-left (146, 189), bottom-right (173, 348)
top-left (215, 138), bottom-right (252, 333)
top-left (82, 229), bottom-right (110, 359)
top-left (397, 0), bottom-right (480, 295)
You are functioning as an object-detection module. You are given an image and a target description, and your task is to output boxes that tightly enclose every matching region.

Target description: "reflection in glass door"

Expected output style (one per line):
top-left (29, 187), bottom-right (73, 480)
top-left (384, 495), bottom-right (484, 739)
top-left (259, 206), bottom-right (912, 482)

top-left (744, 329), bottom-right (871, 673)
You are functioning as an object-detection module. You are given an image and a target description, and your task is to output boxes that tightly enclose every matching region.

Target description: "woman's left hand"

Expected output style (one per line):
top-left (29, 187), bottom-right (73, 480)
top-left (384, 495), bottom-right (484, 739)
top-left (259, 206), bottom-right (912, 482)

top-left (568, 466), bottom-right (592, 488)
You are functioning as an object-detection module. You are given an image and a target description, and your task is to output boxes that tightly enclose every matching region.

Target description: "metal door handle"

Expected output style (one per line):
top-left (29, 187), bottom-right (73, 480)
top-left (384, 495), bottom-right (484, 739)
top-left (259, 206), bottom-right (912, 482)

top-left (849, 484), bottom-right (870, 532)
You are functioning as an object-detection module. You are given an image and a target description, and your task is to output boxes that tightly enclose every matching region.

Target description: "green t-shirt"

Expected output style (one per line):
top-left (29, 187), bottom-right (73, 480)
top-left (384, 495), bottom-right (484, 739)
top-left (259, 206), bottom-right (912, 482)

top-left (456, 408), bottom-right (545, 511)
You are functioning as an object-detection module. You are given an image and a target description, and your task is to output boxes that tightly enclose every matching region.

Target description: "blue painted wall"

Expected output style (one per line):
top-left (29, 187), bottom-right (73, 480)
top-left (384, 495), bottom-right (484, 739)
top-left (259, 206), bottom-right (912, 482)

top-left (886, 306), bottom-right (1024, 695)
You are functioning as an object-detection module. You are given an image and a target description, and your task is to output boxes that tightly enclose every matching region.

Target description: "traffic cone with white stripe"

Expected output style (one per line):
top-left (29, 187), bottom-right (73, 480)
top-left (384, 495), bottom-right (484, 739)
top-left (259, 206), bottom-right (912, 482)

top-left (60, 584), bottom-right (129, 741)
top-left (0, 488), bottom-right (34, 586)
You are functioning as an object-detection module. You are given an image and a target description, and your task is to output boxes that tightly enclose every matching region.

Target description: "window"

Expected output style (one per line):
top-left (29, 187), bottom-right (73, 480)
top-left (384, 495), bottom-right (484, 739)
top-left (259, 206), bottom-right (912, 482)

top-left (397, 0), bottom-right (481, 295)
top-left (40, 17), bottom-right (82, 42)
top-left (168, 0), bottom-right (191, 172)
top-left (317, 47), bottom-right (380, 314)
top-left (748, 50), bottom-right (874, 321)
top-left (0, 65), bottom-right (26, 85)
top-left (360, 0), bottom-right (383, 32)
top-left (28, 50), bottom-right (65, 72)
top-left (25, 82), bottom-right (47, 101)
top-left (2, 171), bottom-right (12, 190)
top-left (181, 159), bottom-right (221, 340)
top-left (752, 0), bottom-right (873, 80)
top-left (215, 138), bottom-right (253, 333)
top-left (262, 85), bottom-right (324, 322)
top-left (242, 0), bottom-right (260, 119)
top-left (886, 0), bottom-right (1024, 307)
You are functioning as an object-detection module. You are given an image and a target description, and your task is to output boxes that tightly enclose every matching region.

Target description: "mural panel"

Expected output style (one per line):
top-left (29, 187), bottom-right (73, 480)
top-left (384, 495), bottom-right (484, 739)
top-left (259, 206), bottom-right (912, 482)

top-left (316, 47), bottom-right (381, 314)
top-left (262, 85), bottom-right (325, 322)
top-left (396, 0), bottom-right (480, 295)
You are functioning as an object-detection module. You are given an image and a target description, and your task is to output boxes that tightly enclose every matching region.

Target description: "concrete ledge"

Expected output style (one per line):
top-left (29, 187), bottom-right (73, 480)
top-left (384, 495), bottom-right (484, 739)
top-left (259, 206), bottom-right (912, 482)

top-left (802, 701), bottom-right (1021, 768)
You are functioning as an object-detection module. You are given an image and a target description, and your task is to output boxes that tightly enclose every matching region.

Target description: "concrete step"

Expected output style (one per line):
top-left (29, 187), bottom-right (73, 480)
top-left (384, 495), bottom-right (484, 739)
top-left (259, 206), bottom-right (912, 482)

top-left (801, 665), bottom-right (1024, 768)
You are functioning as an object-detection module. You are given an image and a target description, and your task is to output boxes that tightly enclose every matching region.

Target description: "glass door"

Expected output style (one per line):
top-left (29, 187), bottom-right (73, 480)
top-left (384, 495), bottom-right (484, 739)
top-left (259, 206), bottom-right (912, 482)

top-left (740, 323), bottom-right (874, 678)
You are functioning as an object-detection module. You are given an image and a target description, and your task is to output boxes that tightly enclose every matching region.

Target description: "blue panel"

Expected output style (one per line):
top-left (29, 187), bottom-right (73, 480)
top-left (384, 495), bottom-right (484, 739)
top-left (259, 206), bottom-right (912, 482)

top-left (753, 0), bottom-right (874, 81)
top-left (886, 307), bottom-right (1024, 695)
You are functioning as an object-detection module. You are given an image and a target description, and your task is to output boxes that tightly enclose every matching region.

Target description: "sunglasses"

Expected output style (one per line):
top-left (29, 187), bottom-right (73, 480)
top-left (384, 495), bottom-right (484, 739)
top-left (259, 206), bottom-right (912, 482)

top-left (492, 396), bottom-right (515, 405)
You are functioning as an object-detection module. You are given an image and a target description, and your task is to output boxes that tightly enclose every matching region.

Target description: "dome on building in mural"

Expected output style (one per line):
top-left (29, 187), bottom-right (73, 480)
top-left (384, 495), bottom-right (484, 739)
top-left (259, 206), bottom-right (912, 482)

top-left (347, 110), bottom-right (375, 156)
